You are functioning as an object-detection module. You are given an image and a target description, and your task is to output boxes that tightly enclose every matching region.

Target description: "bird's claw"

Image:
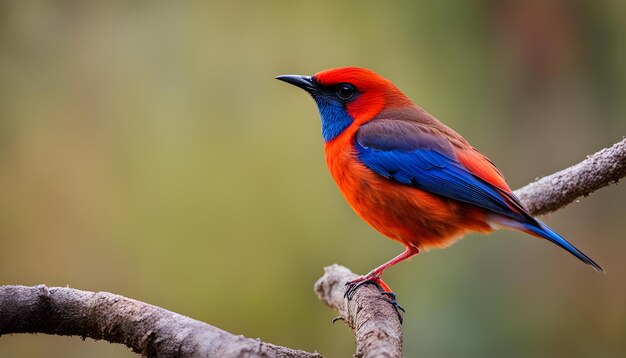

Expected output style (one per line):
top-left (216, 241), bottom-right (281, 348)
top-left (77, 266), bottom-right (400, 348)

top-left (344, 276), bottom-right (384, 300)
top-left (344, 276), bottom-right (405, 324)
top-left (381, 291), bottom-right (405, 323)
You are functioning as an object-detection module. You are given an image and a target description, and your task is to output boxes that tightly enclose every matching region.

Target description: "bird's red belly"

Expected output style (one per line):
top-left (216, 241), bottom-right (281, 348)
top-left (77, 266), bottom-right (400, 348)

top-left (325, 144), bottom-right (493, 250)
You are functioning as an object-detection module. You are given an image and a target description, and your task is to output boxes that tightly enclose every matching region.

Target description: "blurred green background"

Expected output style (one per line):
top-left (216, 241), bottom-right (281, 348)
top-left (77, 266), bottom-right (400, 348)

top-left (0, 1), bottom-right (624, 357)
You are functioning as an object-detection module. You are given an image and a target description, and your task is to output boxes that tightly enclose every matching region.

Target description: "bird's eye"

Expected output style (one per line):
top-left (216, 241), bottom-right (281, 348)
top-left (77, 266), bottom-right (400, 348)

top-left (336, 83), bottom-right (356, 100)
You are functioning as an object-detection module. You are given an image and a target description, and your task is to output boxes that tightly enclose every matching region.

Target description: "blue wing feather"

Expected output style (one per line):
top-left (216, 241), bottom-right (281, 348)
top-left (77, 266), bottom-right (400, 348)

top-left (356, 143), bottom-right (529, 223)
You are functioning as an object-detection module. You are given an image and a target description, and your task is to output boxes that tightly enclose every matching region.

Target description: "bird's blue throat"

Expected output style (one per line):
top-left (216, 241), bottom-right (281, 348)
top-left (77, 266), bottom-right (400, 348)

top-left (314, 97), bottom-right (354, 142)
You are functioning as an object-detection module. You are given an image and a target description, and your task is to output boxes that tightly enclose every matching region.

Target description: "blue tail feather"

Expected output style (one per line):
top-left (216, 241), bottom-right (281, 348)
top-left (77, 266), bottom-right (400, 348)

top-left (525, 220), bottom-right (604, 273)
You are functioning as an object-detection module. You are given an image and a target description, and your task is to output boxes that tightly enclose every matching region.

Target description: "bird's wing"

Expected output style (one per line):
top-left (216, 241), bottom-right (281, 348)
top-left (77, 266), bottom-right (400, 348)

top-left (355, 118), bottom-right (534, 224)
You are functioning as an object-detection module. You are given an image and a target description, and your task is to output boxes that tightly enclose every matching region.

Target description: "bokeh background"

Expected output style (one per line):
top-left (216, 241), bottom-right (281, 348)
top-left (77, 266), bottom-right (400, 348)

top-left (1, 1), bottom-right (624, 357)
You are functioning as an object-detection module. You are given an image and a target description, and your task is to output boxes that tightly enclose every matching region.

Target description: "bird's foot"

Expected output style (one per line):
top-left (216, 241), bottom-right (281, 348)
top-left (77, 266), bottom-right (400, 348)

top-left (344, 274), bottom-right (387, 300)
top-left (381, 291), bottom-right (405, 324)
top-left (344, 275), bottom-right (405, 323)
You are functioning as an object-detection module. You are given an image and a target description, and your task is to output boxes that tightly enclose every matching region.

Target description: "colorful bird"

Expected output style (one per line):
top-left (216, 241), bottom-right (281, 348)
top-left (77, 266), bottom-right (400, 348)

top-left (276, 67), bottom-right (602, 311)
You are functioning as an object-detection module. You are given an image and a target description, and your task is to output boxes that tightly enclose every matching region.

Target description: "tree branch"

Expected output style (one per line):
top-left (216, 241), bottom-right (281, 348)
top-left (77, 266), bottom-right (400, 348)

top-left (514, 137), bottom-right (626, 215)
top-left (0, 138), bottom-right (624, 357)
top-left (314, 265), bottom-right (403, 358)
top-left (0, 285), bottom-right (322, 358)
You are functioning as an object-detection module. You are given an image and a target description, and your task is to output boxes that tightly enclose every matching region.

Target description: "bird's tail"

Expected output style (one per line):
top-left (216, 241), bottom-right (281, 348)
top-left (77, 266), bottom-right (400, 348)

top-left (524, 219), bottom-right (604, 273)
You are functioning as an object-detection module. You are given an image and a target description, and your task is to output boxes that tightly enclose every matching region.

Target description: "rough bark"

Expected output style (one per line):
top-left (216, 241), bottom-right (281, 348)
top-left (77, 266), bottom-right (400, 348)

top-left (514, 137), bottom-right (626, 215)
top-left (314, 265), bottom-right (403, 358)
top-left (0, 138), bottom-right (624, 357)
top-left (0, 285), bottom-right (321, 358)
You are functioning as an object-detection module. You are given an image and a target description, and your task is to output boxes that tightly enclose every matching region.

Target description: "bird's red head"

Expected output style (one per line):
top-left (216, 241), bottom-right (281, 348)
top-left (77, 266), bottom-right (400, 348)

top-left (313, 67), bottom-right (413, 123)
top-left (277, 67), bottom-right (414, 142)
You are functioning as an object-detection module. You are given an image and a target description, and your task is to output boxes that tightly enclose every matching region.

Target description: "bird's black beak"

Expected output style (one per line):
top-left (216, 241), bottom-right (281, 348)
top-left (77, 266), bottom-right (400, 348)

top-left (276, 74), bottom-right (317, 92)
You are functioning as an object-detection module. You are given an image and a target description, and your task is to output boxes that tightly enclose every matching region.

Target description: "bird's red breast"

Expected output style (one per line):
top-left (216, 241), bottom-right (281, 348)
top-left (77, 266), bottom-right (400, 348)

top-left (324, 129), bottom-right (493, 250)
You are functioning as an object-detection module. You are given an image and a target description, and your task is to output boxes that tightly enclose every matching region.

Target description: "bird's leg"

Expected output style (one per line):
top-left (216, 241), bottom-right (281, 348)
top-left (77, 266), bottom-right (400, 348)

top-left (344, 245), bottom-right (420, 322)
top-left (345, 244), bottom-right (420, 297)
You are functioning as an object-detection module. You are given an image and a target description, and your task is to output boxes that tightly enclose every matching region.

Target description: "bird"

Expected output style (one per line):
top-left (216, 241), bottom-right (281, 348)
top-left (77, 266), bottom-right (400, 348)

top-left (276, 67), bottom-right (602, 311)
